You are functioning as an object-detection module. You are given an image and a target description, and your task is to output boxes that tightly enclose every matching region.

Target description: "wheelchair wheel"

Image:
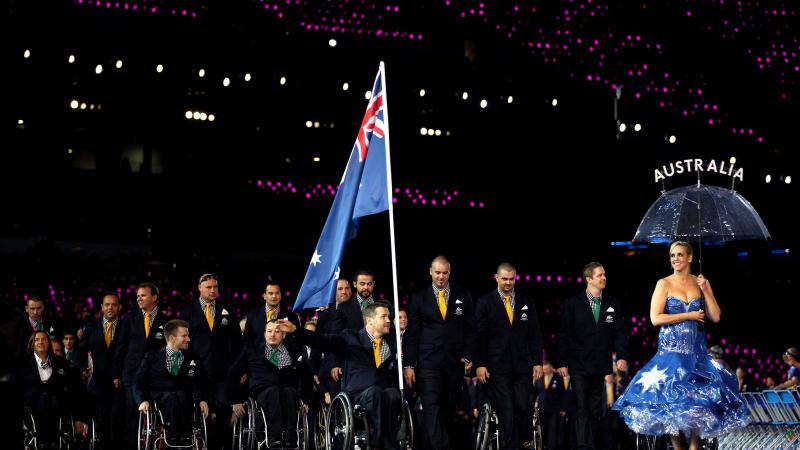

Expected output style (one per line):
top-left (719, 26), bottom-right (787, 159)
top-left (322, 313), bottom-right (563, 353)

top-left (635, 434), bottom-right (658, 450)
top-left (397, 399), bottom-right (414, 450)
top-left (326, 392), bottom-right (354, 450)
top-left (530, 399), bottom-right (543, 450)
top-left (193, 405), bottom-right (207, 450)
top-left (475, 403), bottom-right (500, 450)
top-left (23, 411), bottom-right (37, 450)
top-left (74, 418), bottom-right (97, 450)
top-left (296, 400), bottom-right (309, 450)
top-left (59, 414), bottom-right (76, 450)
top-left (314, 403), bottom-right (328, 450)
top-left (137, 409), bottom-right (156, 450)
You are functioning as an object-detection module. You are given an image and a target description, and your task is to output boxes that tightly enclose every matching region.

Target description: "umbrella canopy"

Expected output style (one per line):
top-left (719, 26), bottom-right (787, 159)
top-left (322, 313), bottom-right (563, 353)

top-left (633, 183), bottom-right (770, 243)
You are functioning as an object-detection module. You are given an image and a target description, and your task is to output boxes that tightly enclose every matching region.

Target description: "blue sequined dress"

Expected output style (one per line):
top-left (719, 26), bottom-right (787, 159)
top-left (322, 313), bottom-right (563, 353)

top-left (612, 297), bottom-right (750, 438)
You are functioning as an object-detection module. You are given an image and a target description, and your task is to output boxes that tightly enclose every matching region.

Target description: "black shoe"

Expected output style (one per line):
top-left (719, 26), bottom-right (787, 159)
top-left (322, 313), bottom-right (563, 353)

top-left (268, 439), bottom-right (283, 448)
top-left (285, 430), bottom-right (299, 445)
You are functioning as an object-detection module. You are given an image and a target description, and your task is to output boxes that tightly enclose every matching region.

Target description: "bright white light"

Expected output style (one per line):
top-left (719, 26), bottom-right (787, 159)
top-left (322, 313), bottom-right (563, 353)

top-left (786, 176), bottom-right (793, 184)
top-left (313, 121), bottom-right (320, 129)
top-left (765, 174), bottom-right (772, 183)
top-left (619, 123), bottom-right (627, 132)
top-left (552, 98), bottom-right (558, 107)
top-left (222, 77), bottom-right (231, 87)
top-left (95, 64), bottom-right (103, 75)
top-left (313, 156), bottom-right (321, 162)
top-left (427, 128), bottom-right (434, 136)
top-left (668, 135), bottom-right (677, 144)
top-left (185, 111), bottom-right (193, 119)
top-left (419, 89), bottom-right (426, 97)
top-left (70, 100), bottom-right (79, 109)
top-left (115, 60), bottom-right (123, 69)
top-left (199, 112), bottom-right (208, 121)
top-left (729, 156), bottom-right (737, 165)
top-left (634, 123), bottom-right (642, 132)
top-left (279, 76), bottom-right (287, 85)
top-left (17, 119), bottom-right (24, 125)
top-left (480, 99), bottom-right (488, 109)
top-left (420, 127), bottom-right (428, 135)
top-left (462, 92), bottom-right (469, 100)
top-left (244, 73), bottom-right (251, 82)
top-left (67, 148), bottom-right (73, 154)
top-left (328, 39), bottom-right (337, 47)
top-left (156, 64), bottom-right (164, 73)
top-left (507, 96), bottom-right (514, 104)
top-left (305, 121), bottom-right (313, 128)
top-left (23, 49), bottom-right (31, 59)
top-left (434, 129), bottom-right (442, 136)
top-left (342, 82), bottom-right (349, 91)
top-left (365, 90), bottom-right (372, 100)
top-left (193, 112), bottom-right (201, 120)
top-left (68, 55), bottom-right (76, 64)
top-left (80, 103), bottom-right (87, 110)
top-left (198, 69), bottom-right (206, 78)
top-left (208, 114), bottom-right (215, 122)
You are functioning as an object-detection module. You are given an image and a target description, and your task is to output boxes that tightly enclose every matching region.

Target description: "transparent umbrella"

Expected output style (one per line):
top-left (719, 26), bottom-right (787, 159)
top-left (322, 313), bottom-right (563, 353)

top-left (632, 182), bottom-right (770, 272)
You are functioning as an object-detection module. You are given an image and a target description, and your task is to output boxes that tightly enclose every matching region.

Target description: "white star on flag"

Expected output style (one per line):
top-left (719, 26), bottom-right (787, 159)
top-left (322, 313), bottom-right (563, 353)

top-left (635, 365), bottom-right (667, 392)
top-left (334, 266), bottom-right (340, 279)
top-left (310, 250), bottom-right (322, 266)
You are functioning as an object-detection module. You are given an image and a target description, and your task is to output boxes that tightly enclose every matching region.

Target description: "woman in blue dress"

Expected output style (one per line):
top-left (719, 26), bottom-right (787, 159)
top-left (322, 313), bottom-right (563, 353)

top-left (613, 241), bottom-right (749, 449)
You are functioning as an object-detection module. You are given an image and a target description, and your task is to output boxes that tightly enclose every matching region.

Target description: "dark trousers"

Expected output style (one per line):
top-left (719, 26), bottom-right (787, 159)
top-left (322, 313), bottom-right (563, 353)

top-left (152, 390), bottom-right (193, 438)
top-left (27, 392), bottom-right (68, 446)
top-left (418, 367), bottom-right (462, 450)
top-left (572, 374), bottom-right (605, 450)
top-left (124, 385), bottom-right (138, 450)
top-left (542, 410), bottom-right (567, 449)
top-left (489, 372), bottom-right (531, 450)
top-left (89, 384), bottom-right (125, 448)
top-left (354, 386), bottom-right (401, 450)
top-left (256, 386), bottom-right (299, 440)
top-left (208, 379), bottom-right (232, 450)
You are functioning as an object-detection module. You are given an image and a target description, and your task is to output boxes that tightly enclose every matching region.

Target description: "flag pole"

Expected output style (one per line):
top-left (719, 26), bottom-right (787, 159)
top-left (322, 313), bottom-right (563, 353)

top-left (379, 62), bottom-right (404, 392)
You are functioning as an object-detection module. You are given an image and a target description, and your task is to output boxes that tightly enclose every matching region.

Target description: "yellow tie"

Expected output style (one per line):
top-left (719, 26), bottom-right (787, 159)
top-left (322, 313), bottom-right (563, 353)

top-left (607, 382), bottom-right (614, 407)
top-left (268, 309), bottom-right (274, 322)
top-left (438, 290), bottom-right (447, 319)
top-left (564, 376), bottom-right (570, 391)
top-left (504, 295), bottom-right (513, 324)
top-left (144, 311), bottom-right (151, 338)
top-left (206, 303), bottom-right (214, 331)
top-left (544, 375), bottom-right (550, 390)
top-left (105, 321), bottom-right (113, 348)
top-left (373, 337), bottom-right (381, 368)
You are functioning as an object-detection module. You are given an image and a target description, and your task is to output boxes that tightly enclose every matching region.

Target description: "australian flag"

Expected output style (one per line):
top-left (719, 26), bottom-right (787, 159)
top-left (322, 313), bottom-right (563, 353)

top-left (293, 66), bottom-right (390, 311)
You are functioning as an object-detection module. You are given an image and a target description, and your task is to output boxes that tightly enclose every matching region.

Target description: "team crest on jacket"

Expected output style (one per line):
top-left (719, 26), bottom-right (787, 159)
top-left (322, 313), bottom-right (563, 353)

top-left (455, 307), bottom-right (463, 315)
top-left (605, 315), bottom-right (614, 323)
top-left (221, 318), bottom-right (229, 325)
top-left (521, 313), bottom-right (528, 321)
top-left (155, 332), bottom-right (163, 340)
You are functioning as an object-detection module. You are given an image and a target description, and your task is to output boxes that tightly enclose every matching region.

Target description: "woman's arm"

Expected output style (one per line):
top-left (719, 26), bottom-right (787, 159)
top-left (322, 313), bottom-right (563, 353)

top-left (698, 275), bottom-right (721, 323)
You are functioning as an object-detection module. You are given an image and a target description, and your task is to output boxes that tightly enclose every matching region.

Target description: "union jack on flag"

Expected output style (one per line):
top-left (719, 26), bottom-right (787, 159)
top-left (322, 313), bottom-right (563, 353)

top-left (293, 66), bottom-right (390, 311)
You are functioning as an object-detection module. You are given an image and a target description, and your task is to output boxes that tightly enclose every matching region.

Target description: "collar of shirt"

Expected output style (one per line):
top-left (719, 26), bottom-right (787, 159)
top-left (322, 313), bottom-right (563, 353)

top-left (432, 284), bottom-right (450, 299)
top-left (103, 318), bottom-right (118, 330)
top-left (586, 290), bottom-right (602, 301)
top-left (199, 297), bottom-right (216, 310)
top-left (265, 304), bottom-right (280, 314)
top-left (356, 295), bottom-right (374, 307)
top-left (29, 318), bottom-right (40, 328)
top-left (34, 353), bottom-right (49, 367)
top-left (34, 353), bottom-right (53, 380)
top-left (498, 289), bottom-right (515, 301)
top-left (165, 346), bottom-right (183, 371)
top-left (143, 306), bottom-right (158, 318)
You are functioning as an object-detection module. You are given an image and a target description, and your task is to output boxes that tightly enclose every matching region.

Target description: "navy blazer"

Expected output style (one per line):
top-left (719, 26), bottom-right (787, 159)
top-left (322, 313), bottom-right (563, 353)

top-left (179, 300), bottom-right (242, 381)
top-left (22, 354), bottom-right (87, 419)
top-left (226, 342), bottom-right (314, 405)
top-left (76, 319), bottom-right (124, 394)
top-left (556, 291), bottom-right (629, 376)
top-left (309, 308), bottom-right (335, 376)
top-left (294, 328), bottom-right (398, 396)
top-left (132, 348), bottom-right (208, 406)
top-left (331, 298), bottom-right (365, 332)
top-left (534, 373), bottom-right (567, 413)
top-left (475, 291), bottom-right (543, 375)
top-left (242, 305), bottom-right (300, 351)
top-left (119, 310), bottom-right (170, 384)
top-left (403, 285), bottom-right (476, 369)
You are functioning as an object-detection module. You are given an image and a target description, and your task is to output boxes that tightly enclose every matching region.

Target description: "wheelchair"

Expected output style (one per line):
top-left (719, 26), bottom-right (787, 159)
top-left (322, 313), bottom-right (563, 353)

top-left (138, 401), bottom-right (207, 450)
top-left (475, 400), bottom-right (542, 450)
top-left (231, 397), bottom-right (309, 450)
top-left (314, 402), bottom-right (329, 450)
top-left (635, 434), bottom-right (718, 450)
top-left (23, 408), bottom-right (98, 450)
top-left (325, 391), bottom-right (414, 450)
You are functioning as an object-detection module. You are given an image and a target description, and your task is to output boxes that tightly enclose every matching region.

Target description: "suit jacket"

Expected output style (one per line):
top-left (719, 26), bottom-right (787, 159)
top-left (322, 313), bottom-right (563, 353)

top-left (179, 300), bottom-right (242, 381)
top-left (242, 305), bottom-right (300, 351)
top-left (555, 291), bottom-right (629, 376)
top-left (534, 373), bottom-right (566, 413)
top-left (309, 308), bottom-right (335, 376)
top-left (132, 348), bottom-right (208, 406)
top-left (475, 290), bottom-right (543, 374)
top-left (295, 328), bottom-right (398, 396)
top-left (22, 354), bottom-right (87, 419)
top-left (120, 310), bottom-right (171, 384)
top-left (332, 298), bottom-right (365, 332)
top-left (227, 342), bottom-right (314, 405)
top-left (76, 319), bottom-right (125, 395)
top-left (403, 285), bottom-right (476, 369)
